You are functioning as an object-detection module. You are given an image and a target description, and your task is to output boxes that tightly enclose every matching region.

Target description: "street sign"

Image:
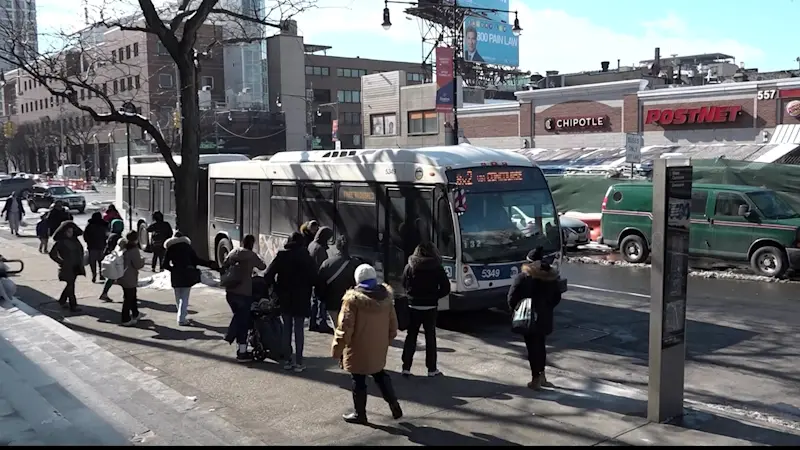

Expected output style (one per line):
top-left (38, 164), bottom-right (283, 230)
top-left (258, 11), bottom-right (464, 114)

top-left (59, 152), bottom-right (67, 161)
top-left (625, 133), bottom-right (643, 163)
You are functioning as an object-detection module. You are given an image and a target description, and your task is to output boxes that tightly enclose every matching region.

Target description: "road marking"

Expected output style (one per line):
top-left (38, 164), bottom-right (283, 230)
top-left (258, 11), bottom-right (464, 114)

top-left (569, 283), bottom-right (650, 299)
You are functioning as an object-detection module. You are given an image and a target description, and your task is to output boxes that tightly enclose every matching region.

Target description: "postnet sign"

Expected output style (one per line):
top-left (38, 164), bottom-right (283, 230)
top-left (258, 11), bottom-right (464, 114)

top-left (645, 105), bottom-right (742, 125)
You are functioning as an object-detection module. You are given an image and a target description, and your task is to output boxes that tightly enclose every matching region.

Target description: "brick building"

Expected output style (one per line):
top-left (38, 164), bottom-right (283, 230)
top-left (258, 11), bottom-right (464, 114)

top-left (362, 74), bottom-right (800, 164)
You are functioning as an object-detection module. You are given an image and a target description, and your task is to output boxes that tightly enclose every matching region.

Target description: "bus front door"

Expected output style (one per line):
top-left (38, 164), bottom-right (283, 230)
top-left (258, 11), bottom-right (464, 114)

top-left (382, 187), bottom-right (433, 292)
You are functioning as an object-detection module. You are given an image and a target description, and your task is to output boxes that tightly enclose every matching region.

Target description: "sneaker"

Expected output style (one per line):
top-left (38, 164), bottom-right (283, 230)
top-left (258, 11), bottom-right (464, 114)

top-left (98, 276), bottom-right (106, 282)
top-left (283, 362), bottom-right (294, 370)
top-left (401, 369), bottom-right (411, 378)
top-left (99, 295), bottom-right (113, 302)
top-left (91, 276), bottom-right (97, 283)
top-left (134, 312), bottom-right (147, 321)
top-left (293, 364), bottom-right (305, 373)
top-left (427, 370), bottom-right (443, 378)
top-left (121, 318), bottom-right (138, 327)
top-left (236, 351), bottom-right (253, 362)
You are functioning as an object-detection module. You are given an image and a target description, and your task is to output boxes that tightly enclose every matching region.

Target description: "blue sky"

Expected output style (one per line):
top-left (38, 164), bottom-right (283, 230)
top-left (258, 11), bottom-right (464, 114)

top-left (35, 0), bottom-right (799, 74)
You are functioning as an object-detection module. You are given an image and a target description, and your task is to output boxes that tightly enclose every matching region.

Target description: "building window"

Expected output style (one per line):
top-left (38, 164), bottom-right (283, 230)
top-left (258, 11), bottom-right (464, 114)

top-left (337, 90), bottom-right (360, 104)
top-left (408, 110), bottom-right (438, 134)
top-left (134, 75), bottom-right (140, 89)
top-left (305, 66), bottom-right (329, 76)
top-left (127, 77), bottom-right (133, 90)
top-left (370, 113), bottom-right (397, 136)
top-left (118, 47), bottom-right (124, 61)
top-left (102, 83), bottom-right (107, 94)
top-left (341, 112), bottom-right (361, 125)
top-left (159, 73), bottom-right (174, 88)
top-left (111, 50), bottom-right (116, 62)
top-left (337, 68), bottom-right (367, 78)
top-left (80, 89), bottom-right (85, 100)
top-left (312, 89), bottom-right (331, 103)
top-left (133, 42), bottom-right (139, 57)
top-left (201, 76), bottom-right (214, 89)
top-left (120, 79), bottom-right (126, 92)
top-left (156, 42), bottom-right (167, 55)
top-left (352, 134), bottom-right (362, 147)
top-left (407, 72), bottom-right (424, 83)
top-left (125, 45), bottom-right (131, 59)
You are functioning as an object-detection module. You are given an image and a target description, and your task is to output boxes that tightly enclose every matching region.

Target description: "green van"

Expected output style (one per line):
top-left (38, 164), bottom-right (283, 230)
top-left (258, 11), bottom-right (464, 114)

top-left (599, 183), bottom-right (800, 278)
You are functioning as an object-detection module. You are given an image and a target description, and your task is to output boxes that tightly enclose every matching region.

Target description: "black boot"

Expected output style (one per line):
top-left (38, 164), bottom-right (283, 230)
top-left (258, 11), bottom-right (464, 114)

top-left (376, 373), bottom-right (403, 419)
top-left (342, 389), bottom-right (368, 424)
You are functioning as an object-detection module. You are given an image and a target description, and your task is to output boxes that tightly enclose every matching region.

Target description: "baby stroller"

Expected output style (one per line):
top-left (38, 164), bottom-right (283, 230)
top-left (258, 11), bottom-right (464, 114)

top-left (249, 277), bottom-right (285, 362)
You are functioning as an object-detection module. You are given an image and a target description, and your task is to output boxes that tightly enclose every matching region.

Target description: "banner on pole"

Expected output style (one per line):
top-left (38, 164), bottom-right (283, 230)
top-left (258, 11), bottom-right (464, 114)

top-left (435, 47), bottom-right (454, 113)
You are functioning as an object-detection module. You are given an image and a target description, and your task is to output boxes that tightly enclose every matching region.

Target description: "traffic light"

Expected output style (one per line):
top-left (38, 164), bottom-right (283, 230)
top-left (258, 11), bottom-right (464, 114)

top-left (3, 121), bottom-right (13, 138)
top-left (172, 110), bottom-right (180, 129)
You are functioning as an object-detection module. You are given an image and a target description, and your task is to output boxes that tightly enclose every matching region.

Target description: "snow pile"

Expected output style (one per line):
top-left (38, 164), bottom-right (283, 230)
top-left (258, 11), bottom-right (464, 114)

top-left (138, 267), bottom-right (220, 290)
top-left (85, 200), bottom-right (113, 212)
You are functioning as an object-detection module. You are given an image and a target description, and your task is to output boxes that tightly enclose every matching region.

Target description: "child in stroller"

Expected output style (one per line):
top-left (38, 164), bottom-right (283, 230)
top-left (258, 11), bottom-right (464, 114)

top-left (249, 276), bottom-right (285, 362)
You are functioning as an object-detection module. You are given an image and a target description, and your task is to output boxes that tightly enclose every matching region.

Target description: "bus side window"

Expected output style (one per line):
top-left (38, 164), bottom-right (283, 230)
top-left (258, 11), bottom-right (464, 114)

top-left (435, 194), bottom-right (455, 258)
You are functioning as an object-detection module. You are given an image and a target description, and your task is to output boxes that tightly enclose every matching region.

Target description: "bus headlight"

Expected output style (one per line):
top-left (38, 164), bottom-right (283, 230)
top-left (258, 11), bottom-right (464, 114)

top-left (463, 273), bottom-right (475, 287)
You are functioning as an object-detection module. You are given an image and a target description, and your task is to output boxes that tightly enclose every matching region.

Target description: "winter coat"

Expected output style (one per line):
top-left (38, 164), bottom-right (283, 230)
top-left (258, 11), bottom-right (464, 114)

top-left (47, 207), bottom-right (72, 237)
top-left (116, 239), bottom-right (145, 289)
top-left (402, 255), bottom-right (451, 309)
top-left (104, 219), bottom-right (125, 256)
top-left (48, 221), bottom-right (86, 281)
top-left (222, 247), bottom-right (266, 297)
top-left (36, 219), bottom-right (49, 238)
top-left (103, 209), bottom-right (121, 223)
top-left (299, 222), bottom-right (316, 247)
top-left (307, 226), bottom-right (334, 269)
top-left (507, 261), bottom-right (561, 336)
top-left (83, 215), bottom-right (109, 251)
top-left (163, 235), bottom-right (208, 288)
top-left (2, 196), bottom-right (24, 221)
top-left (315, 251), bottom-right (359, 312)
top-left (331, 284), bottom-right (398, 375)
top-left (147, 219), bottom-right (173, 248)
top-left (264, 239), bottom-right (318, 317)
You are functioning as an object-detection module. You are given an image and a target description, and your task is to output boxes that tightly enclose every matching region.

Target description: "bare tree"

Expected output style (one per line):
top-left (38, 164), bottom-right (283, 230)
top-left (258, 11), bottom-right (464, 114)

top-left (0, 0), bottom-right (313, 249)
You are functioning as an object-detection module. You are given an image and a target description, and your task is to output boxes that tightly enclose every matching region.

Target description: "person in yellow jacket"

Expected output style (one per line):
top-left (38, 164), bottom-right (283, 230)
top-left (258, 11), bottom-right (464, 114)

top-left (332, 264), bottom-right (403, 424)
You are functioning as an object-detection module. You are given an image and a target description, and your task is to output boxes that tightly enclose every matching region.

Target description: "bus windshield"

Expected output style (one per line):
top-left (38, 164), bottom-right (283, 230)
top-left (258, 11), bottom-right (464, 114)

top-left (447, 166), bottom-right (561, 264)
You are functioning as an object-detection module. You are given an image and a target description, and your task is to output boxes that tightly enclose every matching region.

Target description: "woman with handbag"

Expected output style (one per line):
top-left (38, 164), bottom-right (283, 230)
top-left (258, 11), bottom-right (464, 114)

top-left (507, 246), bottom-right (561, 390)
top-left (163, 231), bottom-right (213, 326)
top-left (221, 234), bottom-right (266, 362)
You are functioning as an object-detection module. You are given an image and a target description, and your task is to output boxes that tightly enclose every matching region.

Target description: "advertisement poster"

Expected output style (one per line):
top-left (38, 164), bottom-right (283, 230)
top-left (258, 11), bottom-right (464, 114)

top-left (462, 17), bottom-right (519, 67)
top-left (332, 119), bottom-right (338, 141)
top-left (435, 47), bottom-right (454, 113)
top-left (661, 165), bottom-right (692, 349)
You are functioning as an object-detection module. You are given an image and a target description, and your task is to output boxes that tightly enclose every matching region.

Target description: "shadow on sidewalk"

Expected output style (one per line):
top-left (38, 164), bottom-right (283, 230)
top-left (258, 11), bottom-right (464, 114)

top-left (368, 422), bottom-right (523, 446)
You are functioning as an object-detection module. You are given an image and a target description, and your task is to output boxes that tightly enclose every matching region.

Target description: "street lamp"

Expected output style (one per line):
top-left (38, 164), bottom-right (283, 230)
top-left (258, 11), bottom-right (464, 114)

top-left (382, 0), bottom-right (522, 145)
top-left (119, 101), bottom-right (137, 230)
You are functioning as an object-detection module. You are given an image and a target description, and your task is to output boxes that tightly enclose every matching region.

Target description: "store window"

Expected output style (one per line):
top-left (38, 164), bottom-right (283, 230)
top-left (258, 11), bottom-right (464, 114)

top-left (371, 113), bottom-right (397, 136)
top-left (408, 110), bottom-right (438, 134)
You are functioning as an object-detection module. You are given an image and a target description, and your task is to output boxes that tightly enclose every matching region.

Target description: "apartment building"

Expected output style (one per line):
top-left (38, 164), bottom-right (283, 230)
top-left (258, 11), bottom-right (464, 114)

top-left (0, 0), bottom-right (38, 74)
top-left (303, 51), bottom-right (428, 149)
top-left (2, 22), bottom-right (225, 175)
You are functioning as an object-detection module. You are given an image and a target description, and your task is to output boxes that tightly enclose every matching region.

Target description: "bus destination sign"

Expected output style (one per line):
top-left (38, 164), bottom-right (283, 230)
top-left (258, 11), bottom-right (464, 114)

top-left (452, 169), bottom-right (524, 187)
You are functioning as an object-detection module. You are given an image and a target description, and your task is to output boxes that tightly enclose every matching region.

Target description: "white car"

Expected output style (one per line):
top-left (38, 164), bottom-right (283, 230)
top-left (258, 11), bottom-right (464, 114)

top-left (510, 206), bottom-right (590, 250)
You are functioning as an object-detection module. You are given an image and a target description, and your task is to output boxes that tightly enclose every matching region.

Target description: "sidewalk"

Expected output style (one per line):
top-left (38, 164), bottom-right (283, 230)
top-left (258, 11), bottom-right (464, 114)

top-left (1, 236), bottom-right (798, 445)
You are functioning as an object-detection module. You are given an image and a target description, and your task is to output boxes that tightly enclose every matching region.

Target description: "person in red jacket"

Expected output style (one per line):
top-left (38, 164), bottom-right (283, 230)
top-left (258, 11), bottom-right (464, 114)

top-left (103, 204), bottom-right (122, 223)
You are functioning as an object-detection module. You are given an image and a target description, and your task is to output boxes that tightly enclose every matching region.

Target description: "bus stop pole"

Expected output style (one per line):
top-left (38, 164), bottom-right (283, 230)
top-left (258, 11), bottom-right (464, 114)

top-left (126, 122), bottom-right (133, 231)
top-left (648, 157), bottom-right (692, 423)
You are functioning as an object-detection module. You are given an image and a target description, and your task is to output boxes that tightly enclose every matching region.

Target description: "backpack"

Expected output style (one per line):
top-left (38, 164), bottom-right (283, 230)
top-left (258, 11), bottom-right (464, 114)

top-left (101, 250), bottom-right (126, 280)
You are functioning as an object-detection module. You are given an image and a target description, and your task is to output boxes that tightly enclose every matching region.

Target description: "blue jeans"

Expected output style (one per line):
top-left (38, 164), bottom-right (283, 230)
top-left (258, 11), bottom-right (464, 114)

top-left (282, 314), bottom-right (305, 365)
top-left (174, 287), bottom-right (191, 324)
top-left (310, 292), bottom-right (329, 330)
top-left (226, 292), bottom-right (254, 345)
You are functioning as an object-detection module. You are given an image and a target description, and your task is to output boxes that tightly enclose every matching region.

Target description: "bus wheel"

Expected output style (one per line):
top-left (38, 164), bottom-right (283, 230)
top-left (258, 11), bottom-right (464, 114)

top-left (216, 238), bottom-right (233, 267)
top-left (138, 223), bottom-right (149, 251)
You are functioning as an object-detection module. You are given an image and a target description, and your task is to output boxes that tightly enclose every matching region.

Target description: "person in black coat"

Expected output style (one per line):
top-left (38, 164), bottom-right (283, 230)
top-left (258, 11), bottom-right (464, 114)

top-left (49, 221), bottom-right (85, 312)
top-left (83, 212), bottom-right (109, 283)
top-left (46, 201), bottom-right (72, 237)
top-left (507, 246), bottom-right (561, 391)
top-left (400, 241), bottom-right (450, 378)
top-left (146, 211), bottom-right (173, 272)
top-left (264, 232), bottom-right (318, 371)
top-left (315, 236), bottom-right (359, 328)
top-left (307, 226), bottom-right (334, 333)
top-left (163, 231), bottom-right (212, 326)
top-left (299, 220), bottom-right (319, 247)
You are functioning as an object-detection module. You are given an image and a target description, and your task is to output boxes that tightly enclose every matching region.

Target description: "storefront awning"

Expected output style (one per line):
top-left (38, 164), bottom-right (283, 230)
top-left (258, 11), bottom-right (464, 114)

top-left (769, 124), bottom-right (800, 144)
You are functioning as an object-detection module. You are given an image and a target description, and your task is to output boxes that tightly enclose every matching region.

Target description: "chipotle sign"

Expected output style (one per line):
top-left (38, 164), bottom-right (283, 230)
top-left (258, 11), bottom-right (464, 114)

top-left (544, 115), bottom-right (608, 132)
top-left (645, 105), bottom-right (742, 125)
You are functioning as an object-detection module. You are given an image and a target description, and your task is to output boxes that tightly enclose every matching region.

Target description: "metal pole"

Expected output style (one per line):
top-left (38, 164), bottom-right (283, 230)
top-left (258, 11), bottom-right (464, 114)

top-left (126, 123), bottom-right (133, 231)
top-left (451, 6), bottom-right (459, 146)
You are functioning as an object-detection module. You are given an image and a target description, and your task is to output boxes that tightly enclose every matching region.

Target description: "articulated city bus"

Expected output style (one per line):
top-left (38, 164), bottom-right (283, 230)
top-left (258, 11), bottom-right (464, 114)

top-left (115, 153), bottom-right (250, 252)
top-left (206, 145), bottom-right (567, 312)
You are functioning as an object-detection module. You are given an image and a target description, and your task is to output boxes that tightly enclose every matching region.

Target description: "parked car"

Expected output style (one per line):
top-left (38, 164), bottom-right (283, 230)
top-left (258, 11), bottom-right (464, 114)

top-left (509, 205), bottom-right (590, 250)
top-left (0, 177), bottom-right (35, 199)
top-left (600, 182), bottom-right (800, 278)
top-left (563, 211), bottom-right (602, 242)
top-left (28, 184), bottom-right (87, 214)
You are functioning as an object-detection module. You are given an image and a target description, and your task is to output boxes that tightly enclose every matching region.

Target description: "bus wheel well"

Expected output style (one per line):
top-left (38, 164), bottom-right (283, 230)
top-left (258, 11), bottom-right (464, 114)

top-left (747, 240), bottom-right (785, 260)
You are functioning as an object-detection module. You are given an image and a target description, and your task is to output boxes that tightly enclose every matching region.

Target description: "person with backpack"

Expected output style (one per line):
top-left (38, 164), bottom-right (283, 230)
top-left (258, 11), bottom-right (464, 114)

top-left (307, 226), bottom-right (334, 333)
top-left (83, 212), bottom-right (109, 283)
top-left (264, 232), bottom-right (318, 372)
top-left (146, 211), bottom-right (173, 272)
top-left (117, 231), bottom-right (146, 327)
top-left (99, 218), bottom-right (125, 302)
top-left (48, 221), bottom-right (86, 313)
top-left (103, 204), bottom-right (121, 223)
top-left (36, 212), bottom-right (50, 253)
top-left (315, 236), bottom-right (359, 329)
top-left (221, 234), bottom-right (266, 362)
top-left (163, 231), bottom-right (212, 326)
top-left (332, 264), bottom-right (402, 424)
top-left (507, 246), bottom-right (561, 390)
top-left (401, 241), bottom-right (450, 378)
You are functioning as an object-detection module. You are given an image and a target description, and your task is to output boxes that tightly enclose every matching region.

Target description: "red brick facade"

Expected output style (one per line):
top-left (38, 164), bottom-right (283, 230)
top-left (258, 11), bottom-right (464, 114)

top-left (534, 101), bottom-right (621, 135)
top-left (520, 103), bottom-right (532, 137)
top-left (622, 94), bottom-right (638, 133)
top-left (459, 113), bottom-right (519, 138)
